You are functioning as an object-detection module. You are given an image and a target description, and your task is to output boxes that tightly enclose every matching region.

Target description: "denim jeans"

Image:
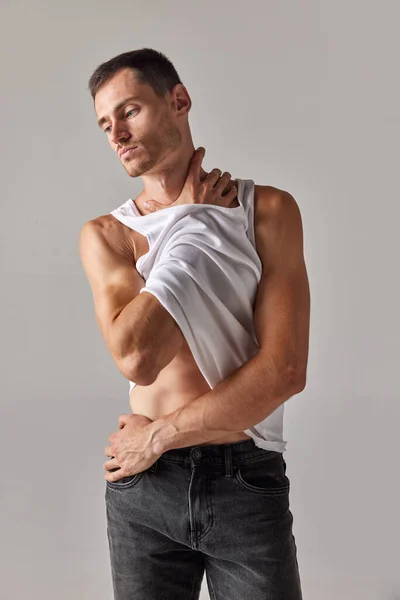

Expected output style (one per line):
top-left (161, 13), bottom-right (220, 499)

top-left (105, 438), bottom-right (303, 599)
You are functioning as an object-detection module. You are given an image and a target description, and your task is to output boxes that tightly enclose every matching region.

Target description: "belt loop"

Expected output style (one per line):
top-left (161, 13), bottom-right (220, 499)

top-left (224, 445), bottom-right (233, 477)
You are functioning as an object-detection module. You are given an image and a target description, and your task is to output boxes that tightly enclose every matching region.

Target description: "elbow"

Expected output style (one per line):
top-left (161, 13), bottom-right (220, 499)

top-left (121, 353), bottom-right (158, 387)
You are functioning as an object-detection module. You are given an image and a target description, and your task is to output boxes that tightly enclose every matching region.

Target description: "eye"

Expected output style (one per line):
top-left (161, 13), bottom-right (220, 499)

top-left (103, 109), bottom-right (137, 134)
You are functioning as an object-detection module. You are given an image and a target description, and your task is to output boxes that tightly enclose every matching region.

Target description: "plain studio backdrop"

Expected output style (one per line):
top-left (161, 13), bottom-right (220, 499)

top-left (1, 1), bottom-right (399, 599)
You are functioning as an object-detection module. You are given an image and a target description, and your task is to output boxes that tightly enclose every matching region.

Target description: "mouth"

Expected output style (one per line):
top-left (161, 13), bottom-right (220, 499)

top-left (120, 146), bottom-right (138, 158)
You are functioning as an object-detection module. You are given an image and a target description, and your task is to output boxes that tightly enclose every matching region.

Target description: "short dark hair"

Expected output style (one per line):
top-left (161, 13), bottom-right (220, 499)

top-left (88, 47), bottom-right (183, 101)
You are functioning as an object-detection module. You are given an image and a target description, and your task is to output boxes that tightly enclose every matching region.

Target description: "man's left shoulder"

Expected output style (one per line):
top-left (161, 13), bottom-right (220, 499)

top-left (253, 185), bottom-right (305, 268)
top-left (253, 184), bottom-right (301, 221)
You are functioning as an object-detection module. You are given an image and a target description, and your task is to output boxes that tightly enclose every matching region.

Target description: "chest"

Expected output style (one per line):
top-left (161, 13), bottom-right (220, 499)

top-left (112, 183), bottom-right (270, 264)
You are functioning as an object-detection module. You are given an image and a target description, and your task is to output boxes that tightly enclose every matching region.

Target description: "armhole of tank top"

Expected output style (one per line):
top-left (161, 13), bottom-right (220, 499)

top-left (129, 198), bottom-right (140, 216)
top-left (242, 179), bottom-right (257, 250)
top-left (109, 201), bottom-right (152, 272)
top-left (110, 199), bottom-right (139, 218)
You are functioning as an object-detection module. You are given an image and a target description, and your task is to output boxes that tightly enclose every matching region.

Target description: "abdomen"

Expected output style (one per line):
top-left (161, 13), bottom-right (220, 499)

top-left (129, 338), bottom-right (211, 421)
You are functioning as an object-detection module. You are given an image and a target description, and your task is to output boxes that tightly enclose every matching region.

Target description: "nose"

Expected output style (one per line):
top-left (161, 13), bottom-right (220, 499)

top-left (110, 121), bottom-right (131, 147)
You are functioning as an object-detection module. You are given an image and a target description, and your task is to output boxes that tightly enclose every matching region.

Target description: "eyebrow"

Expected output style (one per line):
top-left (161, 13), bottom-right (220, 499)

top-left (97, 96), bottom-right (141, 128)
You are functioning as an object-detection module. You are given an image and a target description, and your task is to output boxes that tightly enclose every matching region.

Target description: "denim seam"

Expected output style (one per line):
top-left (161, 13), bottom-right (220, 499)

top-left (196, 475), bottom-right (214, 543)
top-left (206, 566), bottom-right (217, 600)
top-left (190, 560), bottom-right (205, 600)
top-left (235, 468), bottom-right (290, 495)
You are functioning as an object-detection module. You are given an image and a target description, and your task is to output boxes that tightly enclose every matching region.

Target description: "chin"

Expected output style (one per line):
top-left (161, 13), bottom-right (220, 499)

top-left (130, 157), bottom-right (159, 177)
top-left (126, 168), bottom-right (142, 178)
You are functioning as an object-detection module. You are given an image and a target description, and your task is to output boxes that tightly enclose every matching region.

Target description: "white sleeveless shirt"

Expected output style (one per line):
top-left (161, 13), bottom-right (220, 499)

top-left (110, 178), bottom-right (287, 453)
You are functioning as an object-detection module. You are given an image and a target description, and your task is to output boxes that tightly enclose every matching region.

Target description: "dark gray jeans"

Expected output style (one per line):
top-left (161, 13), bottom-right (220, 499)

top-left (105, 438), bottom-right (303, 599)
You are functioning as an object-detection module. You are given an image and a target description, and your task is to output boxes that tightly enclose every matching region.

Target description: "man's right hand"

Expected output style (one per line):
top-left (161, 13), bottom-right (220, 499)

top-left (144, 147), bottom-right (238, 213)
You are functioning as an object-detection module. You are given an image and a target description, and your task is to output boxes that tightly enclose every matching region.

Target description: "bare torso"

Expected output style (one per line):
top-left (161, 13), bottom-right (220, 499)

top-left (109, 181), bottom-right (266, 446)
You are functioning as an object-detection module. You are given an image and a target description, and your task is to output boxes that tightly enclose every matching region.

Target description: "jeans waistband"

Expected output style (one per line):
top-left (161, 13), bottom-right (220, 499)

top-left (148, 439), bottom-right (279, 478)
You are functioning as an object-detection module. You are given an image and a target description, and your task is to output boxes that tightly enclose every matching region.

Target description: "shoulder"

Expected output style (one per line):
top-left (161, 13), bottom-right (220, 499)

top-left (80, 214), bottom-right (137, 261)
top-left (254, 184), bottom-right (302, 222)
top-left (253, 184), bottom-right (305, 270)
top-left (84, 214), bottom-right (121, 235)
top-left (79, 215), bottom-right (118, 252)
top-left (79, 214), bottom-right (119, 242)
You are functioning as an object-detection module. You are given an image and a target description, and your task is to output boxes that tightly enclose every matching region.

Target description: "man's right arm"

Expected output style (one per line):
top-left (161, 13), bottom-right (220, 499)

top-left (79, 220), bottom-right (185, 385)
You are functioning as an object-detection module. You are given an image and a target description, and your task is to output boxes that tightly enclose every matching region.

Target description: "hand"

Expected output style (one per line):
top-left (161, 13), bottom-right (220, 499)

top-left (144, 147), bottom-right (238, 213)
top-left (104, 413), bottom-right (161, 483)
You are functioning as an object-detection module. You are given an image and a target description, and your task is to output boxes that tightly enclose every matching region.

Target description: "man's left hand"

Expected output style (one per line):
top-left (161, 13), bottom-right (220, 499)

top-left (104, 413), bottom-right (161, 483)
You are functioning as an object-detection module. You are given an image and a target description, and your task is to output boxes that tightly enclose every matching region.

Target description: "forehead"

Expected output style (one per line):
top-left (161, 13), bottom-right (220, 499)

top-left (94, 68), bottom-right (152, 119)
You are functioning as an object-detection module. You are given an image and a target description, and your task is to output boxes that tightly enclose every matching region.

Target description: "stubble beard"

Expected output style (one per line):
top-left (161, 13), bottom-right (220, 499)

top-left (124, 122), bottom-right (182, 178)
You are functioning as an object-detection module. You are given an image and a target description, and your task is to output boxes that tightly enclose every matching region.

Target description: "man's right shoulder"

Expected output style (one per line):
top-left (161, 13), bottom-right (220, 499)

top-left (81, 214), bottom-right (128, 245)
top-left (79, 217), bottom-right (113, 260)
top-left (83, 213), bottom-right (118, 233)
top-left (80, 215), bottom-right (139, 264)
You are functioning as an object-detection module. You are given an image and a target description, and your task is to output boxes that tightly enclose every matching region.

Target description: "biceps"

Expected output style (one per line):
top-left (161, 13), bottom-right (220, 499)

top-left (79, 222), bottom-right (145, 341)
top-left (253, 262), bottom-right (310, 379)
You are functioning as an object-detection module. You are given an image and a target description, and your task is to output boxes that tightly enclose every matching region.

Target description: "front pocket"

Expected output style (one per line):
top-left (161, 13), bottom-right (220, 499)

top-left (234, 454), bottom-right (290, 495)
top-left (106, 471), bottom-right (145, 490)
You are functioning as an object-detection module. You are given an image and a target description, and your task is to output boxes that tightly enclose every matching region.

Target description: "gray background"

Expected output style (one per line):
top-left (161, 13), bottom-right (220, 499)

top-left (1, 1), bottom-right (399, 598)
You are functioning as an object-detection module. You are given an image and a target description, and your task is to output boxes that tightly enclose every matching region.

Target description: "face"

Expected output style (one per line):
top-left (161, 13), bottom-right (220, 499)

top-left (94, 68), bottom-right (184, 177)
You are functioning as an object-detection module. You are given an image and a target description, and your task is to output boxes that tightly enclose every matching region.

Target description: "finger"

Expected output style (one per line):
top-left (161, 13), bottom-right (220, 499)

top-left (118, 414), bottom-right (129, 428)
top-left (218, 183), bottom-right (238, 207)
top-left (144, 200), bottom-right (156, 213)
top-left (204, 168), bottom-right (222, 189)
top-left (213, 171), bottom-right (232, 195)
top-left (104, 457), bottom-right (120, 473)
top-left (105, 464), bottom-right (124, 482)
top-left (145, 200), bottom-right (164, 213)
top-left (187, 147), bottom-right (205, 187)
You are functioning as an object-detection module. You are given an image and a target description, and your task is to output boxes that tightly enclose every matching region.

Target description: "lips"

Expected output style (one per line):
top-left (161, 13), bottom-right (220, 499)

top-left (119, 146), bottom-right (138, 158)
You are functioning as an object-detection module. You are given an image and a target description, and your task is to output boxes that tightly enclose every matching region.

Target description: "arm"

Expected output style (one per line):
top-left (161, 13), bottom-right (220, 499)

top-left (148, 190), bottom-right (311, 454)
top-left (79, 220), bottom-right (185, 385)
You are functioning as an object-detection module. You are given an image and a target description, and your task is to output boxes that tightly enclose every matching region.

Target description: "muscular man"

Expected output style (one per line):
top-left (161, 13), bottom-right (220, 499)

top-left (80, 48), bottom-right (310, 600)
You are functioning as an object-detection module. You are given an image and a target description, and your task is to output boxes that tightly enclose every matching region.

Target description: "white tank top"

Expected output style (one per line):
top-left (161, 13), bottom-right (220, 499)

top-left (110, 178), bottom-right (287, 453)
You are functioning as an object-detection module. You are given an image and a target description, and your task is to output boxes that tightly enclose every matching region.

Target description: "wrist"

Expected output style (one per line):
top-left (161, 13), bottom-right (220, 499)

top-left (148, 410), bottom-right (179, 456)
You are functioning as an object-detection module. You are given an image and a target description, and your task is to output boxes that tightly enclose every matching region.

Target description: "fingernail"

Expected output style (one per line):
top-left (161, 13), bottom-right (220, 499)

top-left (144, 201), bottom-right (150, 209)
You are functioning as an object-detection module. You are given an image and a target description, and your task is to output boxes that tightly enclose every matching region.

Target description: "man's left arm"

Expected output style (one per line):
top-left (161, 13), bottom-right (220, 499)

top-left (148, 189), bottom-right (311, 454)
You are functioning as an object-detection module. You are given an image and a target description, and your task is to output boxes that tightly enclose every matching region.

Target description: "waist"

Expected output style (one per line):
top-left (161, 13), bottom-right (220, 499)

top-left (154, 438), bottom-right (282, 476)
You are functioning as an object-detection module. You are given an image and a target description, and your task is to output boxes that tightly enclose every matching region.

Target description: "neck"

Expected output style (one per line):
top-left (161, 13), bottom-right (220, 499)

top-left (136, 140), bottom-right (209, 208)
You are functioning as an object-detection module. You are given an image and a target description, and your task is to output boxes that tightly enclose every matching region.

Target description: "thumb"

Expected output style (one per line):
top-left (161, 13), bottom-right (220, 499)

top-left (144, 200), bottom-right (161, 213)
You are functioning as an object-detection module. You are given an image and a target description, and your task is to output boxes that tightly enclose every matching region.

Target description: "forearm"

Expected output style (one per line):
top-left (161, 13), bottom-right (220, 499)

top-left (112, 255), bottom-right (199, 384)
top-left (148, 351), bottom-right (304, 454)
top-left (111, 289), bottom-right (184, 385)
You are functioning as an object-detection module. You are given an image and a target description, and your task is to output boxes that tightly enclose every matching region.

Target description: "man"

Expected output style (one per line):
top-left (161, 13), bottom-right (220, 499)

top-left (80, 47), bottom-right (310, 600)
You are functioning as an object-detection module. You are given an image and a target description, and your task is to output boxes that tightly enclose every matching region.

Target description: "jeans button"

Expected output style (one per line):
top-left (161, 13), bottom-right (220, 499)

top-left (192, 449), bottom-right (202, 459)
